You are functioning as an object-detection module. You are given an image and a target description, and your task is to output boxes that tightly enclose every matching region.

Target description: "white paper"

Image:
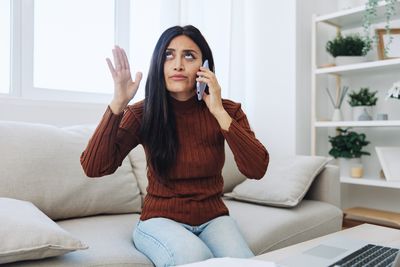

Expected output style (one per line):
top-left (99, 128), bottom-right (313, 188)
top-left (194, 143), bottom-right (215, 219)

top-left (176, 257), bottom-right (277, 267)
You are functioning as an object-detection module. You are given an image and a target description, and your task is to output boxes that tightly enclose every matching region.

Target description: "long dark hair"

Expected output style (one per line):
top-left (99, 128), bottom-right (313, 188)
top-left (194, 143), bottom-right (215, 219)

top-left (140, 25), bottom-right (215, 183)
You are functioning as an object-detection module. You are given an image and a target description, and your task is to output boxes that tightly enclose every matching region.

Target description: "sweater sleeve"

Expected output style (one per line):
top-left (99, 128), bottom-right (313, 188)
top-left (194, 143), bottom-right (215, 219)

top-left (80, 104), bottom-right (142, 178)
top-left (221, 100), bottom-right (269, 179)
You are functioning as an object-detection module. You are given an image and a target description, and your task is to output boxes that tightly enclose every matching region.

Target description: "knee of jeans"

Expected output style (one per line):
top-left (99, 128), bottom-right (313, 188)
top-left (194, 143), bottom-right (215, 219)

top-left (173, 244), bottom-right (213, 266)
top-left (133, 227), bottom-right (175, 267)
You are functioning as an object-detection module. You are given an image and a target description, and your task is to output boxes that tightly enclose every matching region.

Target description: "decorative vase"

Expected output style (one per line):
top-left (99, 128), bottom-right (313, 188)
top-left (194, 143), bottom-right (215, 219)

top-left (335, 56), bottom-right (367, 66)
top-left (332, 108), bottom-right (343, 121)
top-left (352, 106), bottom-right (373, 121)
top-left (339, 158), bottom-right (362, 177)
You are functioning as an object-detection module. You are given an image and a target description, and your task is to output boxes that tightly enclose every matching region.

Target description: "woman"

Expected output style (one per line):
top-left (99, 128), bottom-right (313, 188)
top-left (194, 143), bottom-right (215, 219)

top-left (81, 25), bottom-right (269, 267)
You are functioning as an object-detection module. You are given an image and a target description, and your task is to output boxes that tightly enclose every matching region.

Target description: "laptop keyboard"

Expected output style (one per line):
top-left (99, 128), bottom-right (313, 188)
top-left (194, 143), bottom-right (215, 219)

top-left (329, 244), bottom-right (399, 267)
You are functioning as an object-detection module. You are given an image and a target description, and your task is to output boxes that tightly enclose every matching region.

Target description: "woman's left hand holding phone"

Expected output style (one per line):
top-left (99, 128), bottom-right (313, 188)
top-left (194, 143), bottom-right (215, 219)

top-left (196, 67), bottom-right (232, 130)
top-left (106, 45), bottom-right (142, 115)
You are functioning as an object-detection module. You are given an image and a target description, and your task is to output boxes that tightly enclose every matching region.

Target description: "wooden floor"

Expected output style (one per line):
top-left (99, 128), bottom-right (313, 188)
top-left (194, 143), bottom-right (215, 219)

top-left (342, 217), bottom-right (400, 230)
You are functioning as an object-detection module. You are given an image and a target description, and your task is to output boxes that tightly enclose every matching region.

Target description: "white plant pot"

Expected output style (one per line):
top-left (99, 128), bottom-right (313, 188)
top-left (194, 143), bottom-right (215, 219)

top-left (339, 158), bottom-right (362, 177)
top-left (352, 106), bottom-right (373, 121)
top-left (331, 108), bottom-right (343, 121)
top-left (335, 56), bottom-right (367, 66)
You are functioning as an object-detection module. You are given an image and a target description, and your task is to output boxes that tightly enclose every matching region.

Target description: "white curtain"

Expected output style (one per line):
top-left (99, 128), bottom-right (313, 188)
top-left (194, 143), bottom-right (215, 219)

top-left (130, 0), bottom-right (234, 101)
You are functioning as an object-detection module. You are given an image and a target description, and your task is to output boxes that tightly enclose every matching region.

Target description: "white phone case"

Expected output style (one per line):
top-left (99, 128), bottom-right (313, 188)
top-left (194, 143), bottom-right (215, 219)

top-left (196, 60), bottom-right (209, 101)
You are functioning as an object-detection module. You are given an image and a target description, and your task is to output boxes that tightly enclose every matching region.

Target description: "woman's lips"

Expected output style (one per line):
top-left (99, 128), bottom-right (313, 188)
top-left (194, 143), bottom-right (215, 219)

top-left (170, 75), bottom-right (187, 81)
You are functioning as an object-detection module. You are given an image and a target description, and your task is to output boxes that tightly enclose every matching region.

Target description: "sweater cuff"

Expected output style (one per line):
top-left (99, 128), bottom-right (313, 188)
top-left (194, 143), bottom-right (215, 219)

top-left (100, 105), bottom-right (124, 135)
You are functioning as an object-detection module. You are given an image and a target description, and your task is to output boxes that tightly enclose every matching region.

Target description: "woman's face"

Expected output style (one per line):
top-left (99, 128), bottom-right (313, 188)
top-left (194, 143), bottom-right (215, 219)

top-left (164, 35), bottom-right (203, 101)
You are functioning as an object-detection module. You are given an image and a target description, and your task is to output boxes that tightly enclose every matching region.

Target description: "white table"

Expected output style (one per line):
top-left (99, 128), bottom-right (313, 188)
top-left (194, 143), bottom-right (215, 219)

top-left (256, 224), bottom-right (400, 263)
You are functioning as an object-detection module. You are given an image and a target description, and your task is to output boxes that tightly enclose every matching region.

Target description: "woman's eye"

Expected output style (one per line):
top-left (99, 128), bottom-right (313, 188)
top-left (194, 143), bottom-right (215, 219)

top-left (165, 51), bottom-right (173, 59)
top-left (184, 52), bottom-right (194, 59)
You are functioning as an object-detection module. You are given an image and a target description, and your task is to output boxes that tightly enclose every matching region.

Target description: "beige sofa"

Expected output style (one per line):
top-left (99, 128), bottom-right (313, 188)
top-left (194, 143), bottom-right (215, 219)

top-left (0, 121), bottom-right (343, 266)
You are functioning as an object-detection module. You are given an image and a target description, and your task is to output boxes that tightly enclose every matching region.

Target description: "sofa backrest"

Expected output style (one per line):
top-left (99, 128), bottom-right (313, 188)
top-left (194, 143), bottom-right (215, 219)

top-left (0, 121), bottom-right (247, 220)
top-left (305, 164), bottom-right (341, 208)
top-left (0, 121), bottom-right (142, 220)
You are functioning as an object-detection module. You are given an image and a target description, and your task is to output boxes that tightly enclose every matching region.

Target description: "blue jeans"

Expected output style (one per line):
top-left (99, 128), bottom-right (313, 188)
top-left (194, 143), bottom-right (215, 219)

top-left (132, 215), bottom-right (254, 267)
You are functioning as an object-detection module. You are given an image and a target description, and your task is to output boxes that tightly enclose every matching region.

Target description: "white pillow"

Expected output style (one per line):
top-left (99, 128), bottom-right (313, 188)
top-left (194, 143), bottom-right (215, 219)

top-left (225, 156), bottom-right (331, 207)
top-left (0, 198), bottom-right (88, 264)
top-left (0, 122), bottom-right (142, 220)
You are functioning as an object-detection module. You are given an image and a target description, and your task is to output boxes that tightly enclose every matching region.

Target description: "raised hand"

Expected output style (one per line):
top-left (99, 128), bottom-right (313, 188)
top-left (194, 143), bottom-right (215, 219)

top-left (106, 45), bottom-right (142, 114)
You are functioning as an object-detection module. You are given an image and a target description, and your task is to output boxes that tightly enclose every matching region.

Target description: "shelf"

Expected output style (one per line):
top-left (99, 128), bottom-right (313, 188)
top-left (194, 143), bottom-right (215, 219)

top-left (315, 0), bottom-right (400, 30)
top-left (341, 176), bottom-right (400, 189)
top-left (315, 120), bottom-right (400, 128)
top-left (315, 58), bottom-right (400, 76)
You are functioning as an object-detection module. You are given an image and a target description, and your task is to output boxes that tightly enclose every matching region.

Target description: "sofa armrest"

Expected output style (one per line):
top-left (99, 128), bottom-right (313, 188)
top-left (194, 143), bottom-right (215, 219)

top-left (305, 164), bottom-right (341, 208)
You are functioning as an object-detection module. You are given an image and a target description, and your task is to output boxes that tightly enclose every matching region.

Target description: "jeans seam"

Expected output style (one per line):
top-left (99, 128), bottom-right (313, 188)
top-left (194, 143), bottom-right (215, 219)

top-left (135, 226), bottom-right (175, 266)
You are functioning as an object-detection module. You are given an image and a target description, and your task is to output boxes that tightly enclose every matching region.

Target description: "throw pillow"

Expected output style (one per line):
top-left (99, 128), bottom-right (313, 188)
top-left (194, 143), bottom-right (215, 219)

top-left (0, 198), bottom-right (88, 264)
top-left (0, 122), bottom-right (142, 220)
top-left (224, 155), bottom-right (331, 207)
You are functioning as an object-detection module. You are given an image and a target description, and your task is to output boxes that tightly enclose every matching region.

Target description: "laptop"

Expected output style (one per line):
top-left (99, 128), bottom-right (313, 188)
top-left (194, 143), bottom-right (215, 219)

top-left (277, 236), bottom-right (400, 267)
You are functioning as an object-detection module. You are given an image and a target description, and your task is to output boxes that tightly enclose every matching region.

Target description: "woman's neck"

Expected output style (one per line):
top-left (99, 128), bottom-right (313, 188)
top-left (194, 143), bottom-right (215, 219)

top-left (169, 90), bottom-right (196, 101)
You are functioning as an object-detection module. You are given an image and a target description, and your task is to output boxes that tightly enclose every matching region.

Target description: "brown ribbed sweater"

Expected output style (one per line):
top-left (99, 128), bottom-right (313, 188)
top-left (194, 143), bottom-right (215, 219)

top-left (80, 95), bottom-right (269, 225)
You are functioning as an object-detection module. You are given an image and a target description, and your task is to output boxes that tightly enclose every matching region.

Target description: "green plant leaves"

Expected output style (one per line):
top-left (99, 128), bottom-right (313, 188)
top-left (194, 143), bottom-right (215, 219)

top-left (328, 128), bottom-right (371, 158)
top-left (347, 87), bottom-right (378, 106)
top-left (326, 34), bottom-right (371, 57)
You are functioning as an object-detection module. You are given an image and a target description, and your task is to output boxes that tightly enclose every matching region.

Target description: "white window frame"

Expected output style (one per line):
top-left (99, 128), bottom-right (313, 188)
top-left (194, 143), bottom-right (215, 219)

top-left (8, 0), bottom-right (130, 103)
top-left (5, 0), bottom-right (233, 104)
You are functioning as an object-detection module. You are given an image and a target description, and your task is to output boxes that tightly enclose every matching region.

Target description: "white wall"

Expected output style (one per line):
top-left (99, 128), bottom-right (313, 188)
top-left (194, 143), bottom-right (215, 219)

top-left (295, 0), bottom-right (338, 155)
top-left (0, 0), bottom-right (336, 158)
top-left (240, 0), bottom-right (296, 158)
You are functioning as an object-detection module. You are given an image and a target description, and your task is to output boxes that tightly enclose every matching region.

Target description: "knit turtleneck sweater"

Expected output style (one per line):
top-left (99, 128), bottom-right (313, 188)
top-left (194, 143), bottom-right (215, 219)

top-left (81, 94), bottom-right (269, 226)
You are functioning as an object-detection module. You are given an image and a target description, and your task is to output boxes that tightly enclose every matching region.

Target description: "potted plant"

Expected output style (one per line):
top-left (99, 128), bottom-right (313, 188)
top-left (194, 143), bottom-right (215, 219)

top-left (348, 87), bottom-right (378, 120)
top-left (329, 128), bottom-right (371, 177)
top-left (326, 33), bottom-right (371, 65)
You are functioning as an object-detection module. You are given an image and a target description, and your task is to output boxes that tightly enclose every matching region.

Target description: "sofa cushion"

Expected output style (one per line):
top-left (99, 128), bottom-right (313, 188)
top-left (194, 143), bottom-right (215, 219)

top-left (129, 144), bottom-right (148, 196)
top-left (225, 199), bottom-right (343, 254)
top-left (225, 156), bottom-right (331, 207)
top-left (5, 214), bottom-right (153, 267)
top-left (0, 121), bottom-right (141, 220)
top-left (0, 198), bottom-right (87, 264)
top-left (4, 200), bottom-right (342, 266)
top-left (221, 142), bottom-right (247, 193)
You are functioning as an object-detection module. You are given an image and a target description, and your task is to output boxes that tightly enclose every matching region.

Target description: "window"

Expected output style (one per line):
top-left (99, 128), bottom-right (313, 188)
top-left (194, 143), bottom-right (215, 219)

top-left (129, 0), bottom-right (169, 100)
top-left (33, 0), bottom-right (114, 94)
top-left (129, 0), bottom-right (231, 101)
top-left (0, 0), bottom-right (11, 94)
top-left (3, 0), bottom-right (232, 103)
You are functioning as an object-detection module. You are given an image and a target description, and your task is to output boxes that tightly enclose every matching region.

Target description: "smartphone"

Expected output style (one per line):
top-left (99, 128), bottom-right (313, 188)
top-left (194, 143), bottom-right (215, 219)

top-left (196, 59), bottom-right (209, 101)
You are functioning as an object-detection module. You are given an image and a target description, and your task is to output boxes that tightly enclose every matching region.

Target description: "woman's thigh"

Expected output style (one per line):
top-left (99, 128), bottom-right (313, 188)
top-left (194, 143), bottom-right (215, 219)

top-left (198, 216), bottom-right (254, 258)
top-left (133, 217), bottom-right (213, 267)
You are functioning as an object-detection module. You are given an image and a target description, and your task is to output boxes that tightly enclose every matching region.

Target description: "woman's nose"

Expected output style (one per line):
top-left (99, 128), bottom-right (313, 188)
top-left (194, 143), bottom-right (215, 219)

top-left (173, 58), bottom-right (184, 71)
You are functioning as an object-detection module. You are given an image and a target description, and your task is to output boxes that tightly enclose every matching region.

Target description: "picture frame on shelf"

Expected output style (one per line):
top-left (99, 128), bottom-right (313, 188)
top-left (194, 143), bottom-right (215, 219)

top-left (376, 28), bottom-right (400, 60)
top-left (375, 146), bottom-right (400, 181)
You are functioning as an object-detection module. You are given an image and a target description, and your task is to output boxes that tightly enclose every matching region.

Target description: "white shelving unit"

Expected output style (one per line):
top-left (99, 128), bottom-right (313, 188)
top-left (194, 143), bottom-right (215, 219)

top-left (311, 1), bottom-right (400, 192)
top-left (315, 58), bottom-right (400, 75)
top-left (341, 176), bottom-right (400, 189)
top-left (315, 120), bottom-right (400, 128)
